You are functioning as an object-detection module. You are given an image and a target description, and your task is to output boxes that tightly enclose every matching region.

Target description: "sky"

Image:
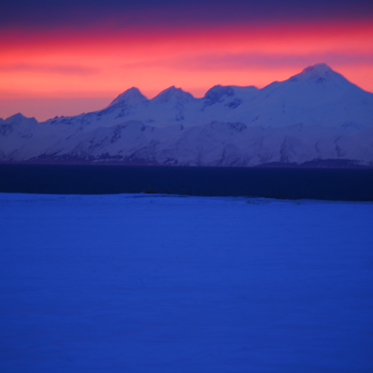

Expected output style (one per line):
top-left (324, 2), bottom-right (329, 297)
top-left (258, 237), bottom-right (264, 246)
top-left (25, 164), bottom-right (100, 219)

top-left (1, 0), bottom-right (373, 121)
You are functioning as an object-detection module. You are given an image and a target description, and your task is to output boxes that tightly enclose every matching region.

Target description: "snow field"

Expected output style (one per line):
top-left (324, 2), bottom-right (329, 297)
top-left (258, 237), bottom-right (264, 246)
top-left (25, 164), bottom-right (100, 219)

top-left (0, 193), bottom-right (373, 372)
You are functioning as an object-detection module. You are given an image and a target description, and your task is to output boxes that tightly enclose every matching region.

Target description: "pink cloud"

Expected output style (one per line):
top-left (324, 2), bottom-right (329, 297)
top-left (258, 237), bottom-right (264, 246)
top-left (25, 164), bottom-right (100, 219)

top-left (121, 53), bottom-right (373, 72)
top-left (0, 63), bottom-right (99, 75)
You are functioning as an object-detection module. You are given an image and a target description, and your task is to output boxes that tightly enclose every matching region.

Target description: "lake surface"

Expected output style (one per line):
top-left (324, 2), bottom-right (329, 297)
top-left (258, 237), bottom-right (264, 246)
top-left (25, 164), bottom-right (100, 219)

top-left (1, 164), bottom-right (373, 200)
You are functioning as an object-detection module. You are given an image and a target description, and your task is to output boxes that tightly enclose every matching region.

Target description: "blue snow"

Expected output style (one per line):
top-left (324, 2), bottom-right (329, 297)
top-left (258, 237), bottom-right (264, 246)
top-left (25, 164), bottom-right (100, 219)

top-left (1, 193), bottom-right (373, 372)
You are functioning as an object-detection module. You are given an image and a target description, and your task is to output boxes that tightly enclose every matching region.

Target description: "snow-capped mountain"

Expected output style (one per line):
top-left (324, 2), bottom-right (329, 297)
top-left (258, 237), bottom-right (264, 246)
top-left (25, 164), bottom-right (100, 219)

top-left (1, 63), bottom-right (373, 167)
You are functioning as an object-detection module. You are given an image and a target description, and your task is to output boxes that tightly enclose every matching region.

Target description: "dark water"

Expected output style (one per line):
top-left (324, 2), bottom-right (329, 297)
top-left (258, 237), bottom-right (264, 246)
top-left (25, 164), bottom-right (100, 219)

top-left (0, 164), bottom-right (373, 201)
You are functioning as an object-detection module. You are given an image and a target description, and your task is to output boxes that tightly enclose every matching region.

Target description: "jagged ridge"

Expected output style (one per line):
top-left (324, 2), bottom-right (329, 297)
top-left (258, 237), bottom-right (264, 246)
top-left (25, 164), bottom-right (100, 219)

top-left (1, 64), bottom-right (373, 167)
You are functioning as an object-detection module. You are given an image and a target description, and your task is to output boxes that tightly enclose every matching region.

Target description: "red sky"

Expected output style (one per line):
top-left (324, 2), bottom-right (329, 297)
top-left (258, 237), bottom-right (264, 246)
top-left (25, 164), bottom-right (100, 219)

top-left (1, 0), bottom-right (373, 121)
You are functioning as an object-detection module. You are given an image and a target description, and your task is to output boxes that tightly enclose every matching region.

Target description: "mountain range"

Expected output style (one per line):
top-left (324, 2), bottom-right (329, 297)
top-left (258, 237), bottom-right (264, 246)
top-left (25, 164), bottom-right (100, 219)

top-left (1, 63), bottom-right (373, 167)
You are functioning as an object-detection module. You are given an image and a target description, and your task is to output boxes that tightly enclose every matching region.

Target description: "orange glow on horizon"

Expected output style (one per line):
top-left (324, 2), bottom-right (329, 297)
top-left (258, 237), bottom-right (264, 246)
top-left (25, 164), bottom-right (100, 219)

top-left (0, 20), bottom-right (372, 120)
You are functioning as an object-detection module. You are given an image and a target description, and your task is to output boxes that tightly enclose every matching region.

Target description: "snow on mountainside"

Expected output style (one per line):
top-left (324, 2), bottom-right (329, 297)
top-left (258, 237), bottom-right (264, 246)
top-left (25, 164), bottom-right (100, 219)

top-left (1, 63), bottom-right (373, 166)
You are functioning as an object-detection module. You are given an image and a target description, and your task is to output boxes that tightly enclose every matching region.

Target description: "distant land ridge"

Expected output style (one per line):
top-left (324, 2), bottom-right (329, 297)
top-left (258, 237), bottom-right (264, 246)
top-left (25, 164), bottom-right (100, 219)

top-left (1, 63), bottom-right (373, 168)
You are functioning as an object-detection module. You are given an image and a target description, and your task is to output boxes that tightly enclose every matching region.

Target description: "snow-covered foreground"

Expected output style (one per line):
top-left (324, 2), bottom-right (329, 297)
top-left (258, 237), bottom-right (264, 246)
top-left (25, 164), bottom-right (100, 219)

top-left (1, 193), bottom-right (373, 372)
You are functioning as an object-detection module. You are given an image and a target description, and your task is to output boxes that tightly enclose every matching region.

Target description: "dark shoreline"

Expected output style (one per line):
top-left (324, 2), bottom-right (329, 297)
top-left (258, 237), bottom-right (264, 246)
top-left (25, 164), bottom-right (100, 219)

top-left (1, 163), bottom-right (373, 201)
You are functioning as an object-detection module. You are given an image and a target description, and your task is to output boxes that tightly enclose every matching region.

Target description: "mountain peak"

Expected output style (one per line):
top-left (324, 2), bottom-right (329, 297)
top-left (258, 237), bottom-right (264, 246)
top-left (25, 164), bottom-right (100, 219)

top-left (109, 87), bottom-right (148, 107)
top-left (4, 113), bottom-right (37, 125)
top-left (288, 63), bottom-right (337, 82)
top-left (203, 85), bottom-right (235, 106)
top-left (299, 63), bottom-right (333, 76)
top-left (152, 86), bottom-right (194, 103)
top-left (6, 113), bottom-right (27, 121)
top-left (284, 63), bottom-right (347, 86)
